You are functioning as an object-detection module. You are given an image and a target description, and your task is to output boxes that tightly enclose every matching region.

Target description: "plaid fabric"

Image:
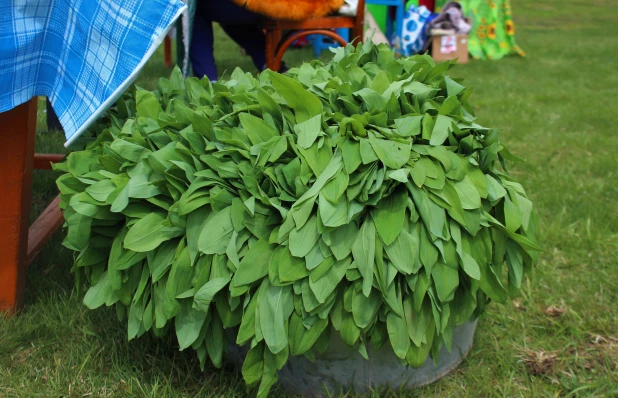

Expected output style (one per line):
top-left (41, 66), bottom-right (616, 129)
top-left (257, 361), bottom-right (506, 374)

top-left (0, 0), bottom-right (185, 146)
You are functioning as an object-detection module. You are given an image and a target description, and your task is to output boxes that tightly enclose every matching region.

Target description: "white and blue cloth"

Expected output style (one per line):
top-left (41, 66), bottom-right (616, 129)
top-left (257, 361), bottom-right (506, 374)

top-left (0, 0), bottom-right (185, 146)
top-left (401, 5), bottom-right (436, 57)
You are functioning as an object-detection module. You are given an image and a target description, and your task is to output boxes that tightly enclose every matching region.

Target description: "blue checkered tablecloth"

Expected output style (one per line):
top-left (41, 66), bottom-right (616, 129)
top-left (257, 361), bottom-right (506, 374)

top-left (0, 0), bottom-right (186, 146)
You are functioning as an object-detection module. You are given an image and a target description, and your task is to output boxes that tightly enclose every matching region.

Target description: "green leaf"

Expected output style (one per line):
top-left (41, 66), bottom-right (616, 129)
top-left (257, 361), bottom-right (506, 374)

top-left (136, 89), bottom-right (162, 119)
top-left (232, 236), bottom-right (276, 287)
top-left (352, 218), bottom-right (376, 296)
top-left (395, 116), bottom-right (423, 137)
top-left (269, 72), bottom-right (323, 123)
top-left (272, 246), bottom-right (309, 283)
top-left (205, 312), bottom-right (224, 367)
top-left (387, 311), bottom-right (410, 360)
top-left (289, 215), bottom-right (320, 258)
top-left (239, 112), bottom-right (279, 145)
top-left (309, 257), bottom-right (350, 303)
top-left (176, 299), bottom-right (208, 350)
top-left (288, 313), bottom-right (328, 355)
top-left (352, 288), bottom-right (381, 329)
top-left (453, 176), bottom-right (482, 210)
top-left (479, 263), bottom-right (508, 303)
top-left (371, 188), bottom-right (407, 246)
top-left (342, 138), bottom-right (362, 174)
top-left (294, 114), bottom-right (322, 149)
top-left (318, 194), bottom-right (348, 228)
top-left (431, 262), bottom-right (459, 302)
top-left (259, 280), bottom-right (293, 354)
top-left (460, 251), bottom-right (481, 280)
top-left (242, 343), bottom-right (264, 386)
top-left (327, 222), bottom-right (358, 261)
top-left (368, 133), bottom-right (411, 170)
top-left (384, 229), bottom-right (419, 275)
top-left (124, 212), bottom-right (183, 252)
top-left (83, 272), bottom-right (110, 309)
top-left (193, 278), bottom-right (230, 312)
top-left (429, 115), bottom-right (452, 146)
top-left (198, 206), bottom-right (234, 254)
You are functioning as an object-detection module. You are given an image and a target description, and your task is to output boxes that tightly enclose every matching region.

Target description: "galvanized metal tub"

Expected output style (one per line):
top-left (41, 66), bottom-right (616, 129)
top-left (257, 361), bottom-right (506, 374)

top-left (228, 320), bottom-right (477, 396)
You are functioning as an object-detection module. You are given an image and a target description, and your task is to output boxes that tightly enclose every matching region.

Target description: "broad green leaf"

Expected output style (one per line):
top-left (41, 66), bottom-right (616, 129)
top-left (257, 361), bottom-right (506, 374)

top-left (193, 278), bottom-right (230, 312)
top-left (242, 343), bottom-right (264, 386)
top-left (327, 222), bottom-right (358, 261)
top-left (342, 138), bottom-right (362, 174)
top-left (309, 257), bottom-right (350, 303)
top-left (205, 312), bottom-right (224, 367)
top-left (176, 299), bottom-right (208, 350)
top-left (232, 236), bottom-right (276, 287)
top-left (340, 313), bottom-right (360, 346)
top-left (239, 112), bottom-right (279, 145)
top-left (321, 172), bottom-right (349, 204)
top-left (83, 272), bottom-right (110, 309)
top-left (453, 176), bottom-right (481, 210)
top-left (387, 311), bottom-right (410, 359)
top-left (318, 194), bottom-right (348, 228)
top-left (460, 251), bottom-right (481, 280)
top-left (352, 288), bottom-right (381, 329)
top-left (368, 133), bottom-right (411, 170)
top-left (288, 313), bottom-right (328, 355)
top-left (269, 72), bottom-right (323, 123)
top-left (371, 188), bottom-right (407, 246)
top-left (384, 229), bottom-right (419, 274)
top-left (259, 280), bottom-right (293, 354)
top-left (198, 206), bottom-right (234, 254)
top-left (136, 89), bottom-right (162, 119)
top-left (124, 212), bottom-right (183, 252)
top-left (479, 263), bottom-right (508, 303)
top-left (289, 215), bottom-right (320, 258)
top-left (352, 218), bottom-right (376, 296)
top-left (431, 262), bottom-right (459, 302)
top-left (272, 246), bottom-right (309, 283)
top-left (294, 114), bottom-right (322, 149)
top-left (395, 116), bottom-right (423, 137)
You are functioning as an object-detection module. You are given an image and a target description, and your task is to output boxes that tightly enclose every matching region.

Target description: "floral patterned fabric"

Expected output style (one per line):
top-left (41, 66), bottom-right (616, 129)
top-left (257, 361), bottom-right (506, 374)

top-left (436, 0), bottom-right (524, 60)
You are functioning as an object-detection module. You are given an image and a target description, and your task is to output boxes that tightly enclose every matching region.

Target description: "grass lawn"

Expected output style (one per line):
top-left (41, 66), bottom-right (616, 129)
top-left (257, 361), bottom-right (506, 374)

top-left (2, 0), bottom-right (618, 396)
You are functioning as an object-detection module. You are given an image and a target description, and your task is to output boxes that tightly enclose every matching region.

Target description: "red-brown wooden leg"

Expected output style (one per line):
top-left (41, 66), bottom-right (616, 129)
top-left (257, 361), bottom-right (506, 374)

top-left (0, 98), bottom-right (36, 315)
top-left (265, 29), bottom-right (277, 71)
top-left (164, 35), bottom-right (172, 67)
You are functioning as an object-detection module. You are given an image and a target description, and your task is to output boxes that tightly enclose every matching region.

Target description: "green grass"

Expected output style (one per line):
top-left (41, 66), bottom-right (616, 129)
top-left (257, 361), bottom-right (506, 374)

top-left (3, 1), bottom-right (618, 396)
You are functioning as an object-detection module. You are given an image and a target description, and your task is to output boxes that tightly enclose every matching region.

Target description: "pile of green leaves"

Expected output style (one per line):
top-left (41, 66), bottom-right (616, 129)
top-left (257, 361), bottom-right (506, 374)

top-left (55, 43), bottom-right (540, 397)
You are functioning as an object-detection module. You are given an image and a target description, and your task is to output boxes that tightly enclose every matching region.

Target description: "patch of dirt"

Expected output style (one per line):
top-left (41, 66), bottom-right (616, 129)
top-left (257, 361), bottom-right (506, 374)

top-left (544, 305), bottom-right (567, 318)
top-left (519, 348), bottom-right (559, 376)
top-left (572, 335), bottom-right (618, 372)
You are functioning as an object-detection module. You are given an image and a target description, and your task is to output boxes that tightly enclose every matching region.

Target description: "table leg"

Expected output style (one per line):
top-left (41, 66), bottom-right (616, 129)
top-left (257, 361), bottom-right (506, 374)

top-left (164, 35), bottom-right (172, 67)
top-left (0, 99), bottom-right (36, 314)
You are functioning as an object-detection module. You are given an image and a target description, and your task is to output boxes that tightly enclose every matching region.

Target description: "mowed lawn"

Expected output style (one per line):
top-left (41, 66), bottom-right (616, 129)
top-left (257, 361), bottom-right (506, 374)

top-left (2, 0), bottom-right (617, 396)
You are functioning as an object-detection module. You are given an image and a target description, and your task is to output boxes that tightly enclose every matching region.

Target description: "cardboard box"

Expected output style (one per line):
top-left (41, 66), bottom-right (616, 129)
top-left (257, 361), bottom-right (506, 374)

top-left (431, 34), bottom-right (469, 64)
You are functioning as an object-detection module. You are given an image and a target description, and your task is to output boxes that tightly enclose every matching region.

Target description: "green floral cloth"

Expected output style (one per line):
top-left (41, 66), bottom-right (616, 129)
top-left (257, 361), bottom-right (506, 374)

top-left (436, 0), bottom-right (524, 60)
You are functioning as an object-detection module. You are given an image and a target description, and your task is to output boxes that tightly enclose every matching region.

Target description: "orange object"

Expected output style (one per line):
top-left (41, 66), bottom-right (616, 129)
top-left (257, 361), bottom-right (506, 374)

top-left (0, 99), bottom-right (64, 315)
top-left (232, 0), bottom-right (345, 21)
top-left (262, 0), bottom-right (365, 72)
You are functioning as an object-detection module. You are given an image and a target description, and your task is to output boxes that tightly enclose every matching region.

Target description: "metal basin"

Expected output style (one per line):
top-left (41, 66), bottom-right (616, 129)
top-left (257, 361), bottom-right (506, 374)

top-left (228, 321), bottom-right (477, 396)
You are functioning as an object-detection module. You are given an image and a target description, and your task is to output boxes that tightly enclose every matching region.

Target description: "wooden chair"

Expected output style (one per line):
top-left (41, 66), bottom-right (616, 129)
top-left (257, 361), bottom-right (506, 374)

top-left (262, 0), bottom-right (366, 72)
top-left (0, 99), bottom-right (64, 315)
